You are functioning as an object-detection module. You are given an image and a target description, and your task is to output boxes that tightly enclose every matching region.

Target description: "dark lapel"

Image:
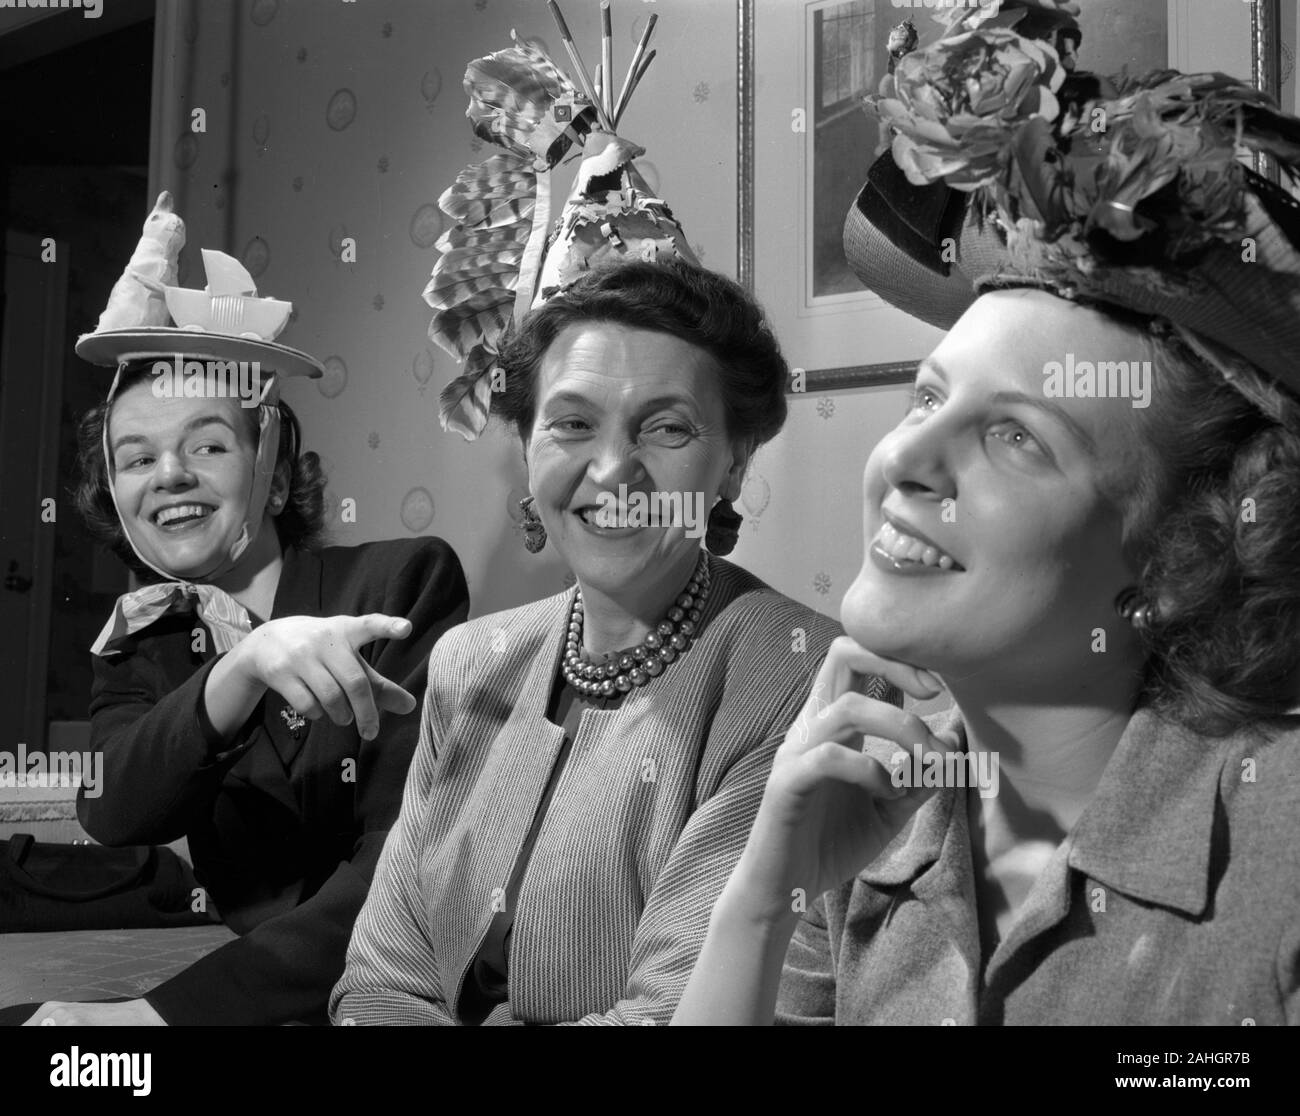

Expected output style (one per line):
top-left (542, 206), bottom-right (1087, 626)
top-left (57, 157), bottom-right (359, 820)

top-left (258, 546), bottom-right (326, 771)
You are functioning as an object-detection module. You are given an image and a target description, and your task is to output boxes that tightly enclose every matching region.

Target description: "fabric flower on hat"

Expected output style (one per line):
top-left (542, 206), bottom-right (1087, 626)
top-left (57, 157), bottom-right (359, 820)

top-left (870, 28), bottom-right (1066, 190)
top-left (847, 10), bottom-right (1300, 392)
top-left (993, 72), bottom-right (1262, 276)
top-left (1079, 75), bottom-right (1251, 255)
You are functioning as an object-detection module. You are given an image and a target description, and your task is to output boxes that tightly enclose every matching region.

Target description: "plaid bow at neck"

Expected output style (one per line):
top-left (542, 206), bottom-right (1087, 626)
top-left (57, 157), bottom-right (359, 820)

top-left (90, 581), bottom-right (253, 657)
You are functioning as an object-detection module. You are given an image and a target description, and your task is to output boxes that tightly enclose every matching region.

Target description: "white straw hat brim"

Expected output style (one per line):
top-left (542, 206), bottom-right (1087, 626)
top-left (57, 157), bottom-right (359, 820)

top-left (75, 326), bottom-right (324, 379)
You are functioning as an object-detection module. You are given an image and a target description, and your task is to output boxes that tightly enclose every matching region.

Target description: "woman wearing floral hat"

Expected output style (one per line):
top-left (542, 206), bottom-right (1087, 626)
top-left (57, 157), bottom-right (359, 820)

top-left (12, 210), bottom-right (469, 1026)
top-left (676, 10), bottom-right (1300, 1025)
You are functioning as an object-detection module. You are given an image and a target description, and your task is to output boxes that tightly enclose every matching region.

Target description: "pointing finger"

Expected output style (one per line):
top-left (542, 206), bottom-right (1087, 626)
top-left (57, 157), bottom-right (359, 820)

top-left (344, 614), bottom-right (413, 649)
top-left (364, 660), bottom-right (417, 717)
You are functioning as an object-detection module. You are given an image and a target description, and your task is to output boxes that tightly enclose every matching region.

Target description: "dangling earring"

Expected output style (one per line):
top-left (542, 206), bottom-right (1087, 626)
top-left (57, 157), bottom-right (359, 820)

top-left (1114, 587), bottom-right (1154, 631)
top-left (518, 495), bottom-right (547, 553)
top-left (705, 498), bottom-right (743, 556)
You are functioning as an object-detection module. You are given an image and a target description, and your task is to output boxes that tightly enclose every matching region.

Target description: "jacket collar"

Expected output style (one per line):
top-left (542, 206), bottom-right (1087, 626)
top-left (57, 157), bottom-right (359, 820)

top-left (856, 703), bottom-right (1244, 918)
top-left (268, 545), bottom-right (323, 621)
top-left (259, 545), bottom-right (322, 770)
top-left (1065, 705), bottom-right (1226, 917)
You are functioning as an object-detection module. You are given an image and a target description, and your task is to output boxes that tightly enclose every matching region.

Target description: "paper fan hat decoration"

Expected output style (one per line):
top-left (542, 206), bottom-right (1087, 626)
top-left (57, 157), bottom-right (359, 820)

top-left (842, 0), bottom-right (1300, 400)
top-left (74, 190), bottom-right (325, 594)
top-left (426, 2), bottom-right (698, 440)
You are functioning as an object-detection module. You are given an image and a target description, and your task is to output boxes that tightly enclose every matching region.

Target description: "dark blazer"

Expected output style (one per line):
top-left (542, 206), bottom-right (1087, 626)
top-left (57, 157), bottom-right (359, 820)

top-left (76, 538), bottom-right (469, 1025)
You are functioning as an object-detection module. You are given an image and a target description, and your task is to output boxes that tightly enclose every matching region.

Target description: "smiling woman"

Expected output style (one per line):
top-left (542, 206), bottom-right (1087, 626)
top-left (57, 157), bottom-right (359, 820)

top-left (330, 259), bottom-right (899, 1026)
top-left (76, 365), bottom-right (324, 589)
top-left (674, 8), bottom-right (1300, 1026)
top-left (525, 323), bottom-right (738, 634)
top-left (846, 290), bottom-right (1142, 682)
top-left (36, 352), bottom-right (470, 1028)
top-left (11, 220), bottom-right (472, 1026)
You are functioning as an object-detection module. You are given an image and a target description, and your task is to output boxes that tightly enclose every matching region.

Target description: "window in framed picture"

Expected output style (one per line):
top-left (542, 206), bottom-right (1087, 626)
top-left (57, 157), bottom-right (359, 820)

top-left (749, 0), bottom-right (952, 390)
top-left (810, 0), bottom-right (877, 299)
top-left (807, 0), bottom-right (965, 304)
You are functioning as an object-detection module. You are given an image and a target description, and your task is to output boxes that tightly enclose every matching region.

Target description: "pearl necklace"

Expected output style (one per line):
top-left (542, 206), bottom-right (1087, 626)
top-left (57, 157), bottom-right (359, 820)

top-left (562, 552), bottom-right (713, 698)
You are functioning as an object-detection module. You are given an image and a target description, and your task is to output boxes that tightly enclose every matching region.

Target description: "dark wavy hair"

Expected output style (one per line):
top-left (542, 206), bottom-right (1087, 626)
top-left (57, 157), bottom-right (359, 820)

top-left (1100, 311), bottom-right (1300, 736)
top-left (492, 258), bottom-right (789, 452)
top-left (74, 361), bottom-right (328, 581)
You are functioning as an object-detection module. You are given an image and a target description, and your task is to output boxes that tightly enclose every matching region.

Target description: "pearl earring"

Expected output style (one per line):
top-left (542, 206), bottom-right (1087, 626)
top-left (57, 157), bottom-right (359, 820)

top-left (1114, 587), bottom-right (1154, 631)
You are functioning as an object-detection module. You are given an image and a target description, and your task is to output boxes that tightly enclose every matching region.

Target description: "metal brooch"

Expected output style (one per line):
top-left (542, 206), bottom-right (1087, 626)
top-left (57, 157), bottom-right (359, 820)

top-left (280, 706), bottom-right (308, 738)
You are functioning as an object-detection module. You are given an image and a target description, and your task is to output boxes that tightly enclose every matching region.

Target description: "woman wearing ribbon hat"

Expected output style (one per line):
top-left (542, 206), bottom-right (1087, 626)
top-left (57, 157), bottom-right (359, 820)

top-left (330, 24), bottom-right (897, 1026)
top-left (676, 4), bottom-right (1300, 1024)
top-left (17, 194), bottom-right (469, 1026)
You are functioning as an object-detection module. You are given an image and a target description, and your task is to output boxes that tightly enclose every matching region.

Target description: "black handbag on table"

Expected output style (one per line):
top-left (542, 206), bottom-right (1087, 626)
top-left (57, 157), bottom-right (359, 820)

top-left (0, 833), bottom-right (218, 932)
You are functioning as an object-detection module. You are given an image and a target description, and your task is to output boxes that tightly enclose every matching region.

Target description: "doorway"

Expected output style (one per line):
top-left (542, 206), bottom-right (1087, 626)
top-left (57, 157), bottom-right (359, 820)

top-left (0, 7), bottom-right (154, 753)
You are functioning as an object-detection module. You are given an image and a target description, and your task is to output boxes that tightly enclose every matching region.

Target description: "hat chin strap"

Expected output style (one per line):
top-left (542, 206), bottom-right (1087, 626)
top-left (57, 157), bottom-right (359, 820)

top-left (104, 365), bottom-right (282, 585)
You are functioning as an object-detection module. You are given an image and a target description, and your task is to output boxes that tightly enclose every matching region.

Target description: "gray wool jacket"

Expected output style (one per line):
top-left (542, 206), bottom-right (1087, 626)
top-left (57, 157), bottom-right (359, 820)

top-left (331, 558), bottom-right (897, 1025)
top-left (776, 704), bottom-right (1300, 1025)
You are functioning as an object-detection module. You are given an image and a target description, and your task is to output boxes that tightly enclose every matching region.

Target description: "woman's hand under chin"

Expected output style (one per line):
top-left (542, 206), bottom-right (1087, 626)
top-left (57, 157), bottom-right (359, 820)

top-left (22, 999), bottom-right (167, 1026)
top-left (724, 636), bottom-right (957, 926)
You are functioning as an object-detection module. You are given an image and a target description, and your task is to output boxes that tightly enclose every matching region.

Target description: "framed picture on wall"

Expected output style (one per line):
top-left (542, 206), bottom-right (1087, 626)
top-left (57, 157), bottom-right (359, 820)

top-left (737, 0), bottom-right (1285, 394)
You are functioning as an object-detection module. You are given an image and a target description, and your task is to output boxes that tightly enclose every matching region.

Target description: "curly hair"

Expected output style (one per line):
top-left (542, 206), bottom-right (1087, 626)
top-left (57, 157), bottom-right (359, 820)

top-left (492, 258), bottom-right (789, 453)
top-left (1107, 315), bottom-right (1300, 735)
top-left (74, 362), bottom-right (328, 581)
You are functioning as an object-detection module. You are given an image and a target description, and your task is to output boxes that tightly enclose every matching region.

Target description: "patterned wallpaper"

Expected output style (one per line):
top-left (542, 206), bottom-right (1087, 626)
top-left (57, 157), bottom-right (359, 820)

top-left (155, 0), bottom-right (740, 617)
top-left (145, 0), bottom-right (1233, 634)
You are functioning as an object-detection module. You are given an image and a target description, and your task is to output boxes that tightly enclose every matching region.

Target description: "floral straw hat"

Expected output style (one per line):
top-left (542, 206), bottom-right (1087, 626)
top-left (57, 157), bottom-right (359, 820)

top-left (844, 0), bottom-right (1300, 397)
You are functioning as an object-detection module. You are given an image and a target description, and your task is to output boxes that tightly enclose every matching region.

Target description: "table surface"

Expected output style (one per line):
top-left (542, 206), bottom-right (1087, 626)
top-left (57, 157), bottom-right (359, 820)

top-left (0, 925), bottom-right (237, 1007)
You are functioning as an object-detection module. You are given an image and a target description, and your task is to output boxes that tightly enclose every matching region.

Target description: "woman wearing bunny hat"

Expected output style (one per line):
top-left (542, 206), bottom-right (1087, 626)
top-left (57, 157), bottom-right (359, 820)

top-left (13, 194), bottom-right (469, 1026)
top-left (677, 3), bottom-right (1300, 1025)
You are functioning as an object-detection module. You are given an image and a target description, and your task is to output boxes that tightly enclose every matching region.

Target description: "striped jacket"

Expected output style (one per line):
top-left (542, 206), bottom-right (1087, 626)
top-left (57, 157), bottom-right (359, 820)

top-left (331, 558), bottom-right (871, 1025)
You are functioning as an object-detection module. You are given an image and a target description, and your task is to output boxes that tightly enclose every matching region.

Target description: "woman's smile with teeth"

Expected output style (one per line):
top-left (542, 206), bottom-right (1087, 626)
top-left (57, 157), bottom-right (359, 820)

top-left (576, 505), bottom-right (642, 532)
top-left (874, 520), bottom-right (961, 570)
top-left (154, 504), bottom-right (214, 528)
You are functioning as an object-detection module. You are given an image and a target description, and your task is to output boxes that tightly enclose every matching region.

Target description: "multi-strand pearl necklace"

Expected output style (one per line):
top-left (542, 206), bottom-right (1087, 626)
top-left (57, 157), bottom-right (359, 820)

top-left (562, 552), bottom-right (713, 698)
